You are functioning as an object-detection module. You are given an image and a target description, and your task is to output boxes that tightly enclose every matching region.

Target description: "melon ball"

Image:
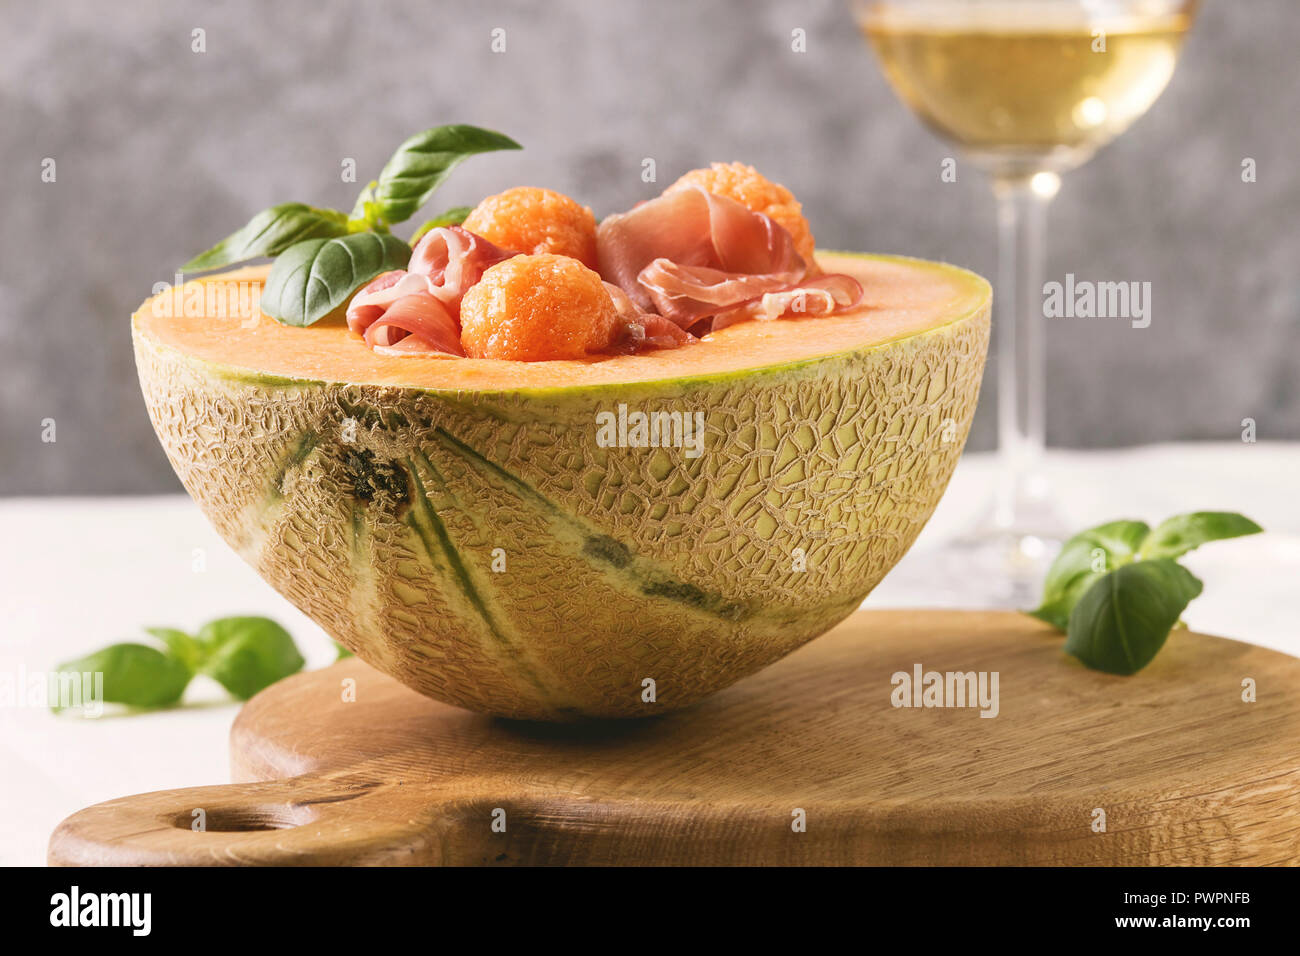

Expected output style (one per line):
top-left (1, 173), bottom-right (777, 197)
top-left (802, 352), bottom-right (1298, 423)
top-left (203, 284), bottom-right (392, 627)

top-left (670, 162), bottom-right (817, 266)
top-left (460, 254), bottom-right (619, 361)
top-left (462, 186), bottom-right (599, 269)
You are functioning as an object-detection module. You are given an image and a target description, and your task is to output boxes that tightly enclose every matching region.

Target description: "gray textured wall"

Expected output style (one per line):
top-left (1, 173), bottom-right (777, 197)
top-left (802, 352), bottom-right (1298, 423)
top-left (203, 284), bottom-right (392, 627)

top-left (2, 0), bottom-right (1297, 494)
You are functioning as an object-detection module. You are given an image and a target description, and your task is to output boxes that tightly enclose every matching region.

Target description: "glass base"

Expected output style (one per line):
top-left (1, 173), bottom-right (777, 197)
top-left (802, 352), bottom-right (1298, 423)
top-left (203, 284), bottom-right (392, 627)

top-left (933, 483), bottom-right (1070, 608)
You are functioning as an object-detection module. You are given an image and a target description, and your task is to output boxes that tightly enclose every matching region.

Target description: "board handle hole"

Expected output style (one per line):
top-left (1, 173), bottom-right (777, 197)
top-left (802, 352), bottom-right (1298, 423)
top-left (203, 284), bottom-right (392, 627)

top-left (172, 805), bottom-right (314, 832)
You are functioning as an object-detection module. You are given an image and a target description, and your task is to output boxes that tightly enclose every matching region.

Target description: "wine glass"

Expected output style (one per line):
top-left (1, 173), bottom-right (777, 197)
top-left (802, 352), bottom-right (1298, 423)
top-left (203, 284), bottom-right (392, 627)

top-left (853, 0), bottom-right (1197, 602)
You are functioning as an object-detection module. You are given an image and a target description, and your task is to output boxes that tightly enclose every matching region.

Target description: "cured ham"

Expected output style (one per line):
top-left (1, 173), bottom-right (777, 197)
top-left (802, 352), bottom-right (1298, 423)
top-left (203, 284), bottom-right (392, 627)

top-left (345, 270), bottom-right (427, 340)
top-left (364, 291), bottom-right (465, 357)
top-left (711, 272), bottom-right (865, 332)
top-left (345, 226), bottom-right (515, 355)
top-left (637, 261), bottom-right (801, 329)
top-left (597, 185), bottom-right (802, 317)
top-left (604, 282), bottom-right (695, 353)
top-left (595, 184), bottom-right (862, 332)
top-left (407, 226), bottom-right (516, 312)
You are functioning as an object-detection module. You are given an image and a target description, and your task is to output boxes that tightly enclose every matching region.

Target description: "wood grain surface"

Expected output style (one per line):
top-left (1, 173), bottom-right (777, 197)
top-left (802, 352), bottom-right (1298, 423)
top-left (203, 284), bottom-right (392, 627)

top-left (49, 610), bottom-right (1300, 866)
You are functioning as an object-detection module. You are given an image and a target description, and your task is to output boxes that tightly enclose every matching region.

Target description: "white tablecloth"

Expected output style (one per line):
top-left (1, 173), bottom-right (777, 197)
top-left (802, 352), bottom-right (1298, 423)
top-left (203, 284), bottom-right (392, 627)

top-left (2, 443), bottom-right (1296, 866)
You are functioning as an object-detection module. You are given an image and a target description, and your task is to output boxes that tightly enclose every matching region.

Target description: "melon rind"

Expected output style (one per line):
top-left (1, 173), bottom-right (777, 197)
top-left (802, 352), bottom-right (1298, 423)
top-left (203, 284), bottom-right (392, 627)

top-left (134, 253), bottom-right (990, 719)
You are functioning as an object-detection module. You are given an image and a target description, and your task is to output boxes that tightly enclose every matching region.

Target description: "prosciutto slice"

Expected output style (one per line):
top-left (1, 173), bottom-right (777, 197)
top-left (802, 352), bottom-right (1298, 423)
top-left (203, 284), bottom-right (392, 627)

top-left (711, 272), bottom-right (865, 332)
top-left (345, 226), bottom-right (515, 355)
top-left (597, 185), bottom-right (802, 318)
top-left (407, 226), bottom-right (516, 312)
top-left (636, 261), bottom-right (800, 329)
top-left (364, 291), bottom-right (465, 357)
top-left (595, 184), bottom-right (862, 331)
top-left (603, 282), bottom-right (694, 353)
top-left (345, 270), bottom-right (430, 340)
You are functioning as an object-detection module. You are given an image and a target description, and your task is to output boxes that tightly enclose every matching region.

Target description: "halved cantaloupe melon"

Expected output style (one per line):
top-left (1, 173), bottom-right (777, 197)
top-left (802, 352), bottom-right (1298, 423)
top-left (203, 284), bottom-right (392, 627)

top-left (134, 252), bottom-right (990, 719)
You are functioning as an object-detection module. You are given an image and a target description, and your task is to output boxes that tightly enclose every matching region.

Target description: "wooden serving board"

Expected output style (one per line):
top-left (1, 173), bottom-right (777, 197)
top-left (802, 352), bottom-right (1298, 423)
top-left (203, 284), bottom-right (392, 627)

top-left (49, 610), bottom-right (1300, 866)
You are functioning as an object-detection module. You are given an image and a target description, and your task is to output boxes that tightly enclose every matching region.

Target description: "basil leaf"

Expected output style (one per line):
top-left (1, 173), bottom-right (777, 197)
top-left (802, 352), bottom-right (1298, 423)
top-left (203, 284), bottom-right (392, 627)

top-left (195, 616), bottom-right (305, 700)
top-left (1029, 519), bottom-right (1150, 630)
top-left (371, 124), bottom-right (521, 224)
top-left (261, 232), bottom-right (411, 327)
top-left (53, 643), bottom-right (193, 711)
top-left (1139, 511), bottom-right (1263, 560)
top-left (1064, 560), bottom-right (1204, 675)
top-left (411, 206), bottom-right (474, 244)
top-left (180, 203), bottom-right (349, 272)
top-left (1071, 518), bottom-right (1152, 556)
top-left (145, 627), bottom-right (202, 671)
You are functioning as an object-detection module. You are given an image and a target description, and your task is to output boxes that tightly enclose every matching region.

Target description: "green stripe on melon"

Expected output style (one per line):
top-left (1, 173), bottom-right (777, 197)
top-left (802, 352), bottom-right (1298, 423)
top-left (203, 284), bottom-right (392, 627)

top-left (133, 252), bottom-right (990, 719)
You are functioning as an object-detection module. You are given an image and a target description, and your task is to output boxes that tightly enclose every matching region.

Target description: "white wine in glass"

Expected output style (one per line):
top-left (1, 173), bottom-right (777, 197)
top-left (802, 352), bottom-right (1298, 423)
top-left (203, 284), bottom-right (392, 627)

top-left (854, 0), bottom-right (1196, 601)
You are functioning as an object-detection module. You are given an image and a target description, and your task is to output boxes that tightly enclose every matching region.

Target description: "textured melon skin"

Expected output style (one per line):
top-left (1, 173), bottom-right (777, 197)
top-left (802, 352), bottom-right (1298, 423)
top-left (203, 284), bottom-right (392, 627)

top-left (134, 257), bottom-right (989, 719)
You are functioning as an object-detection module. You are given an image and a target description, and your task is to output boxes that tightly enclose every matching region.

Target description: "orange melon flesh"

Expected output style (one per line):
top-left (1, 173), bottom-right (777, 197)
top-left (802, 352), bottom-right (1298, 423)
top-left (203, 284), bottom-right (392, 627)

top-left (133, 253), bottom-right (989, 390)
top-left (133, 251), bottom-right (990, 719)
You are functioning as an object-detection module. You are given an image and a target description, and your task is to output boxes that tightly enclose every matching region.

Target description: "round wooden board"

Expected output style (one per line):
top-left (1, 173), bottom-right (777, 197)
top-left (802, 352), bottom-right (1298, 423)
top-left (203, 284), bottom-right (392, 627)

top-left (49, 610), bottom-right (1300, 866)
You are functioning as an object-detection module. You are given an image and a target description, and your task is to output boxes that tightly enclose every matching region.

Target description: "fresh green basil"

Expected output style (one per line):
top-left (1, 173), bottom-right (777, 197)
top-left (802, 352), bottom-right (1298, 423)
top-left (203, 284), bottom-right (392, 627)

top-left (411, 206), bottom-right (475, 244)
top-left (53, 643), bottom-right (193, 711)
top-left (1138, 511), bottom-right (1264, 560)
top-left (369, 125), bottom-right (520, 225)
top-left (1030, 510), bottom-right (1262, 675)
top-left (1029, 519), bottom-right (1150, 630)
top-left (1064, 560), bottom-right (1204, 675)
top-left (177, 125), bottom-right (520, 329)
top-left (180, 203), bottom-right (349, 272)
top-left (195, 616), bottom-right (305, 700)
top-left (261, 232), bottom-right (411, 327)
top-left (53, 615), bottom-right (308, 714)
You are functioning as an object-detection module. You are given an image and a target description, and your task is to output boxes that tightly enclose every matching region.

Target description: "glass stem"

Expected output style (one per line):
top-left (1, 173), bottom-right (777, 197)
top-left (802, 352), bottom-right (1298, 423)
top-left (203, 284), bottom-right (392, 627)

top-left (992, 171), bottom-right (1059, 530)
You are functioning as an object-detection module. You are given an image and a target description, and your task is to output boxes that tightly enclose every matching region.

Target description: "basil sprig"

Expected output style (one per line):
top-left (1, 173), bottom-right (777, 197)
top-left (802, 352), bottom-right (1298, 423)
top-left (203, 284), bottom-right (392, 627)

top-left (178, 124), bottom-right (521, 327)
top-left (52, 616), bottom-right (305, 712)
top-left (1030, 511), bottom-right (1262, 674)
